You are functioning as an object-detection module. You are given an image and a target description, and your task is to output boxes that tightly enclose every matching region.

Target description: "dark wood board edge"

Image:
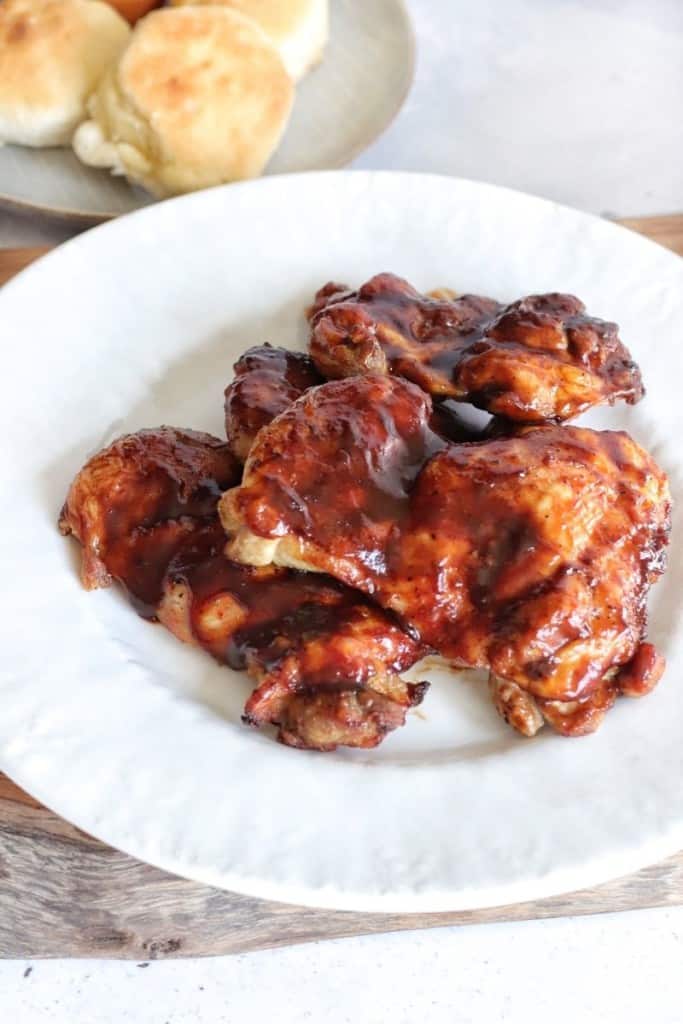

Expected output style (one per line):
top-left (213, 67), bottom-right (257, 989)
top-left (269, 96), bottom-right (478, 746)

top-left (3, 771), bottom-right (683, 960)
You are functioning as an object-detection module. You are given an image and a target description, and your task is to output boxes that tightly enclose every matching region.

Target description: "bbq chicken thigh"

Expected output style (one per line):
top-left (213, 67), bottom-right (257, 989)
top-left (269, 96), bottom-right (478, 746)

top-left (221, 375), bottom-right (670, 736)
top-left (308, 273), bottom-right (644, 422)
top-left (60, 426), bottom-right (426, 750)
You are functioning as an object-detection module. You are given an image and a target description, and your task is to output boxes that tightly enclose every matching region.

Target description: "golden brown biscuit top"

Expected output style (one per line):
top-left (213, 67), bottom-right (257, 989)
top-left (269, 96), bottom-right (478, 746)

top-left (114, 7), bottom-right (293, 169)
top-left (118, 7), bottom-right (288, 111)
top-left (0, 0), bottom-right (129, 112)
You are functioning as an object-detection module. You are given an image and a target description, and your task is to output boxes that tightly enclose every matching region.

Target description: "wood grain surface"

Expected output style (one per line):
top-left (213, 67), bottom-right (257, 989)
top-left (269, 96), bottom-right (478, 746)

top-left (3, 771), bottom-right (683, 960)
top-left (0, 245), bottom-right (49, 284)
top-left (1, 213), bottom-right (681, 960)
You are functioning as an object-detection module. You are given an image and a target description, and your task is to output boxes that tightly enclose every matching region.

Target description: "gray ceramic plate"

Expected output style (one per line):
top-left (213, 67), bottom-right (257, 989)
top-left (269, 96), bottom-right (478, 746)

top-left (0, 0), bottom-right (414, 223)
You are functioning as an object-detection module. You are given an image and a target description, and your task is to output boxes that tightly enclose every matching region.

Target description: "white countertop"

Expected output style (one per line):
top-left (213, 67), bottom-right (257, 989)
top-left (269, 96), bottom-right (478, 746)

top-left (1, 2), bottom-right (682, 1020)
top-left (3, 906), bottom-right (683, 1023)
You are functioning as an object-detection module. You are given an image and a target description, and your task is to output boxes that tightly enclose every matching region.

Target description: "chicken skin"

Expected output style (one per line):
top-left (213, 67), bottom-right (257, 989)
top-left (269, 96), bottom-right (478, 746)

top-left (159, 518), bottom-right (425, 750)
top-left (308, 273), bottom-right (644, 422)
top-left (221, 375), bottom-right (670, 736)
top-left (60, 427), bottom-right (426, 750)
top-left (225, 344), bottom-right (324, 462)
top-left (226, 342), bottom-right (485, 464)
top-left (59, 427), bottom-right (240, 602)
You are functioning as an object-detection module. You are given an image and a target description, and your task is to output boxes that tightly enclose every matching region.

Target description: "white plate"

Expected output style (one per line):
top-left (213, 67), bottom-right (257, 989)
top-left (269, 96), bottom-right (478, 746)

top-left (0, 172), bottom-right (682, 913)
top-left (0, 0), bottom-right (414, 223)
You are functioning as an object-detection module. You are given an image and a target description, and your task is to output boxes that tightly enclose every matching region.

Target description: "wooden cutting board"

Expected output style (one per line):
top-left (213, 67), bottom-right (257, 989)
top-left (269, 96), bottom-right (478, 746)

top-left (1, 214), bottom-right (682, 960)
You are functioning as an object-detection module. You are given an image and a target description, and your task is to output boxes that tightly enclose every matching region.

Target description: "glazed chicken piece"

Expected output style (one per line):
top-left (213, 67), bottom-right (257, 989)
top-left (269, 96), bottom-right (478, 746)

top-left (225, 344), bottom-right (324, 462)
top-left (159, 518), bottom-right (425, 750)
top-left (308, 273), bottom-right (644, 422)
top-left (59, 427), bottom-right (240, 603)
top-left (226, 342), bottom-right (484, 463)
top-left (221, 375), bottom-right (670, 737)
top-left (60, 427), bottom-right (426, 750)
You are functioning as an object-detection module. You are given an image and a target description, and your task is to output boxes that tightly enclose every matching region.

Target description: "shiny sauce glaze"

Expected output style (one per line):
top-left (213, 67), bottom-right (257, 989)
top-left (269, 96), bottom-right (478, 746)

top-left (60, 426), bottom-right (425, 701)
top-left (394, 425), bottom-right (669, 699)
top-left (309, 273), bottom-right (644, 421)
top-left (233, 375), bottom-right (447, 575)
top-left (232, 376), bottom-right (670, 704)
top-left (225, 345), bottom-right (324, 461)
top-left (309, 273), bottom-right (500, 397)
top-left (163, 520), bottom-right (423, 687)
top-left (226, 342), bottom-right (487, 462)
top-left (59, 427), bottom-right (240, 595)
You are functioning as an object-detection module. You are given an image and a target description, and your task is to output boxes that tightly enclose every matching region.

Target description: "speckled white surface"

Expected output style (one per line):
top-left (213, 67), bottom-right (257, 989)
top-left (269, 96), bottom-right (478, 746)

top-left (358, 0), bottom-right (683, 216)
top-left (2, 906), bottom-right (683, 1023)
top-left (0, 171), bottom-right (681, 913)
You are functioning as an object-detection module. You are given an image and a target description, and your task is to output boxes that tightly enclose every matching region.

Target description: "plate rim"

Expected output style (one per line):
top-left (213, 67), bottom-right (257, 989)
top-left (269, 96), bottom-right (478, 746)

top-left (4, 748), bottom-right (683, 915)
top-left (0, 0), bottom-right (416, 224)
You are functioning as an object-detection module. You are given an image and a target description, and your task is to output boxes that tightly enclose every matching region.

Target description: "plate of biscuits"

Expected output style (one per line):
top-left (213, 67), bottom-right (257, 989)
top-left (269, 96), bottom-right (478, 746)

top-left (0, 171), bottom-right (681, 912)
top-left (0, 0), bottom-right (414, 221)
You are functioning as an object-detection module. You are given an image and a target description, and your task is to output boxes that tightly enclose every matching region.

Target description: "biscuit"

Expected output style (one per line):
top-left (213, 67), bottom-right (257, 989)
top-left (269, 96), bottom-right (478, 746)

top-left (0, 0), bottom-right (130, 147)
top-left (169, 0), bottom-right (329, 81)
top-left (73, 7), bottom-right (294, 196)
